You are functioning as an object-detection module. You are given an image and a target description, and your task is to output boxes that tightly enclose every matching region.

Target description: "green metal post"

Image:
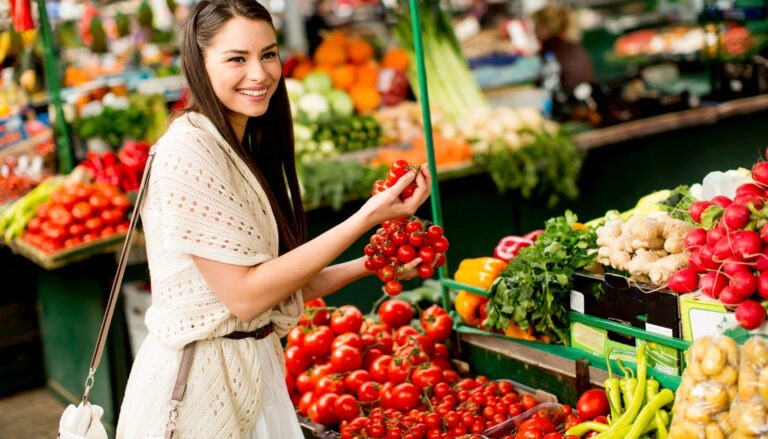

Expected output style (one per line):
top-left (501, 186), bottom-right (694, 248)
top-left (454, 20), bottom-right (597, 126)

top-left (408, 0), bottom-right (450, 312)
top-left (36, 0), bottom-right (75, 173)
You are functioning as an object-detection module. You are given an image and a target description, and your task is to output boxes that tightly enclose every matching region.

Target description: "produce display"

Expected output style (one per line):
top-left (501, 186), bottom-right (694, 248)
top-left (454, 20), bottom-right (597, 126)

top-left (612, 23), bottom-right (754, 59)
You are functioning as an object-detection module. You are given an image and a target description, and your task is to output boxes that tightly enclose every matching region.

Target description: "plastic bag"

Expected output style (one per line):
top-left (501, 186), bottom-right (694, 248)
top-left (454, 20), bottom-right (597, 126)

top-left (668, 335), bottom-right (739, 439)
top-left (728, 336), bottom-right (768, 439)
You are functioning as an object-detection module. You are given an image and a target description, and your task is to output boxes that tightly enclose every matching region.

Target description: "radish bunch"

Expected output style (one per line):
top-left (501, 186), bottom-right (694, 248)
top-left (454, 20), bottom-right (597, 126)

top-left (668, 161), bottom-right (768, 330)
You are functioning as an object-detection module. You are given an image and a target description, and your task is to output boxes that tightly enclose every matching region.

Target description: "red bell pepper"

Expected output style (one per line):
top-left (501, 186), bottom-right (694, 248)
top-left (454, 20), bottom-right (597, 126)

top-left (493, 235), bottom-right (534, 262)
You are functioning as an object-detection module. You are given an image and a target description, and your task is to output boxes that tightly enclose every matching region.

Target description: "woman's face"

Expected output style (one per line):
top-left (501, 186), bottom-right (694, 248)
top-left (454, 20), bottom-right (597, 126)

top-left (204, 16), bottom-right (282, 134)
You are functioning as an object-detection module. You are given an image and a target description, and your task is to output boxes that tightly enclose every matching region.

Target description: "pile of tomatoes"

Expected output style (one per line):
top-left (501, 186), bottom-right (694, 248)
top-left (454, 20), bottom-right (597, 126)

top-left (22, 182), bottom-right (131, 253)
top-left (285, 298), bottom-right (555, 438)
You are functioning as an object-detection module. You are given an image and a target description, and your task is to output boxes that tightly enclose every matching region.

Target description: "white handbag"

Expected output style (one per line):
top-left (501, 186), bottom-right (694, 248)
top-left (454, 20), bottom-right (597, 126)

top-left (58, 151), bottom-right (196, 439)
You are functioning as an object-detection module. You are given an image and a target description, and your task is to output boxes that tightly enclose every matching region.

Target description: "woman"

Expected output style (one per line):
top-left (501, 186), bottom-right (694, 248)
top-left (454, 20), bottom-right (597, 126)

top-left (531, 3), bottom-right (596, 89)
top-left (116, 0), bottom-right (431, 437)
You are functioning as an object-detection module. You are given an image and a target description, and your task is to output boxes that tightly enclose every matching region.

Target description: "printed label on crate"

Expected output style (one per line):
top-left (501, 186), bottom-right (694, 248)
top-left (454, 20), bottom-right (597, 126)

top-left (0, 114), bottom-right (28, 149)
top-left (644, 322), bottom-right (674, 338)
top-left (569, 289), bottom-right (585, 314)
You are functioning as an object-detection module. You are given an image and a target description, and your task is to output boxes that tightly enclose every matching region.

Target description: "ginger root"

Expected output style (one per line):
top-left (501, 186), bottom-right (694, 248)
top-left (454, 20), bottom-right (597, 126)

top-left (595, 212), bottom-right (694, 286)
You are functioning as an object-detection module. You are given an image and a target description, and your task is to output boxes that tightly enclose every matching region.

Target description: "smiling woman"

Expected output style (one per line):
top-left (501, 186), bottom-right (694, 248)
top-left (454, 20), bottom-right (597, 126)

top-left (114, 0), bottom-right (433, 437)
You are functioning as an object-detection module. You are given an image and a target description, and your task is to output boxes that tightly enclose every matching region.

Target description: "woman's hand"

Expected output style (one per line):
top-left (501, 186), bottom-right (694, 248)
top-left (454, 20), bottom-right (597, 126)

top-left (357, 164), bottom-right (431, 228)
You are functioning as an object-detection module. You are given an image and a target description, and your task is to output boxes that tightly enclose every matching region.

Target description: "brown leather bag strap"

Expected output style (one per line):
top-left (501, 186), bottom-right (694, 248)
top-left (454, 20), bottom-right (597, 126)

top-left (83, 150), bottom-right (155, 403)
top-left (164, 341), bottom-right (197, 439)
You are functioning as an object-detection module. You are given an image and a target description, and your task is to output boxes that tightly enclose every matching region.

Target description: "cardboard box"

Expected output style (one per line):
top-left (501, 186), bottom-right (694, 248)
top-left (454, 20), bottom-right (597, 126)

top-left (679, 293), bottom-right (768, 343)
top-left (571, 272), bottom-right (680, 339)
top-left (570, 321), bottom-right (682, 375)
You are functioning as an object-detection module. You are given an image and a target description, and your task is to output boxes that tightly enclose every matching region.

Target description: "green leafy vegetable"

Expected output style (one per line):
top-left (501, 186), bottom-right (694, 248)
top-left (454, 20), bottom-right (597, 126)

top-left (658, 185), bottom-right (696, 223)
top-left (480, 127), bottom-right (583, 208)
top-left (484, 211), bottom-right (597, 345)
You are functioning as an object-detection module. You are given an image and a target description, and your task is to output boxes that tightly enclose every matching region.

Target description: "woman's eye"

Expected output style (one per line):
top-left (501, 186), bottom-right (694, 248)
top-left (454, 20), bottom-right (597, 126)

top-left (262, 51), bottom-right (278, 60)
top-left (229, 56), bottom-right (246, 63)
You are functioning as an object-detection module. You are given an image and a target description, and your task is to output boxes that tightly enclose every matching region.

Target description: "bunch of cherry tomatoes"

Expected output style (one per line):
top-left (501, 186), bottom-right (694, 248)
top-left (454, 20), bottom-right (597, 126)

top-left (365, 160), bottom-right (450, 296)
top-left (284, 297), bottom-right (574, 439)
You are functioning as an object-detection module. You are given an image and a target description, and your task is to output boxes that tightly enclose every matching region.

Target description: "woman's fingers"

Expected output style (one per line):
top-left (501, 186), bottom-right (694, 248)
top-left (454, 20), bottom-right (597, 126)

top-left (396, 257), bottom-right (423, 280)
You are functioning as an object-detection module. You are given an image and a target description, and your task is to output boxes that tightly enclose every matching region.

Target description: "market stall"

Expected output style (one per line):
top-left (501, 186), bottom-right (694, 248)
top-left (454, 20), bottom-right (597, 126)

top-left (2, 0), bottom-right (768, 437)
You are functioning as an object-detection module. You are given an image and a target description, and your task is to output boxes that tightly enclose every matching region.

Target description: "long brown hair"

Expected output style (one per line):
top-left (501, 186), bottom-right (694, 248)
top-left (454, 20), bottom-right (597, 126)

top-left (180, 0), bottom-right (306, 254)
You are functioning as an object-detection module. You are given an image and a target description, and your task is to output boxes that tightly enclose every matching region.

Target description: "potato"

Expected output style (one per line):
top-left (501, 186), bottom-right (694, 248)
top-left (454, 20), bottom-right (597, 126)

top-left (713, 366), bottom-right (738, 387)
top-left (671, 420), bottom-right (706, 439)
top-left (705, 386), bottom-right (730, 411)
top-left (740, 366), bottom-right (759, 400)
top-left (743, 337), bottom-right (768, 368)
top-left (717, 411), bottom-right (734, 436)
top-left (687, 358), bottom-right (708, 381)
top-left (686, 403), bottom-right (713, 423)
top-left (690, 336), bottom-right (713, 361)
top-left (702, 347), bottom-right (726, 376)
top-left (717, 336), bottom-right (740, 367)
top-left (759, 367), bottom-right (768, 402)
top-left (738, 403), bottom-right (767, 435)
top-left (705, 422), bottom-right (725, 439)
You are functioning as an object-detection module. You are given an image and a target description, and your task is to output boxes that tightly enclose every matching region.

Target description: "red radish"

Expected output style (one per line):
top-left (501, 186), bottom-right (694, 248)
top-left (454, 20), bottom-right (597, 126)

top-left (699, 271), bottom-right (729, 299)
top-left (688, 251), bottom-right (707, 273)
top-left (735, 300), bottom-right (766, 330)
top-left (711, 195), bottom-right (733, 208)
top-left (719, 286), bottom-right (744, 305)
top-left (723, 203), bottom-right (751, 230)
top-left (757, 253), bottom-right (768, 272)
top-left (733, 194), bottom-right (764, 210)
top-left (714, 235), bottom-right (735, 261)
top-left (707, 222), bottom-right (727, 246)
top-left (760, 223), bottom-right (768, 244)
top-left (730, 269), bottom-right (758, 299)
top-left (732, 230), bottom-right (763, 260)
top-left (684, 228), bottom-right (708, 250)
top-left (759, 271), bottom-right (768, 299)
top-left (689, 201), bottom-right (714, 223)
top-left (698, 244), bottom-right (722, 271)
top-left (752, 161), bottom-right (768, 186)
top-left (722, 256), bottom-right (753, 277)
top-left (667, 268), bottom-right (700, 294)
top-left (736, 182), bottom-right (765, 196)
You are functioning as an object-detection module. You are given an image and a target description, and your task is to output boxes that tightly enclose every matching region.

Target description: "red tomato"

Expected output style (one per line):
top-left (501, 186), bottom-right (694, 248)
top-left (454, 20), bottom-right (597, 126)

top-left (330, 305), bottom-right (364, 335)
top-left (312, 393), bottom-right (340, 425)
top-left (522, 394), bottom-right (539, 411)
top-left (299, 298), bottom-right (330, 327)
top-left (330, 345), bottom-right (362, 373)
top-left (100, 208), bottom-right (125, 225)
top-left (298, 391), bottom-right (315, 416)
top-left (411, 364), bottom-right (443, 389)
top-left (71, 201), bottom-right (94, 221)
top-left (384, 280), bottom-right (403, 296)
top-left (357, 381), bottom-right (380, 404)
top-left (576, 389), bottom-right (610, 421)
top-left (369, 354), bottom-right (393, 383)
top-left (378, 299), bottom-right (414, 329)
top-left (48, 205), bottom-right (73, 227)
top-left (287, 326), bottom-right (306, 347)
top-left (331, 332), bottom-right (362, 352)
top-left (295, 372), bottom-right (313, 394)
top-left (314, 375), bottom-right (346, 396)
top-left (516, 428), bottom-right (543, 439)
top-left (391, 382), bottom-right (421, 412)
top-left (84, 217), bottom-right (103, 232)
top-left (519, 417), bottom-right (556, 434)
top-left (110, 193), bottom-right (131, 210)
top-left (88, 194), bottom-right (110, 211)
top-left (423, 313), bottom-right (453, 342)
top-left (284, 345), bottom-right (310, 376)
top-left (334, 394), bottom-right (360, 421)
top-left (303, 325), bottom-right (334, 357)
top-left (26, 216), bottom-right (42, 233)
top-left (543, 433), bottom-right (565, 439)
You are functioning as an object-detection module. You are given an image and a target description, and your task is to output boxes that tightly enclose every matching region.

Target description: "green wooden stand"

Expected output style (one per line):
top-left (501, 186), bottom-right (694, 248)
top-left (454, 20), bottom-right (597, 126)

top-left (36, 254), bottom-right (132, 437)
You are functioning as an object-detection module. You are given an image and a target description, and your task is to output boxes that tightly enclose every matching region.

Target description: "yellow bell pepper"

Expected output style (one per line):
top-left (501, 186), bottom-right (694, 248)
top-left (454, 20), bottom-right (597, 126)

top-left (504, 321), bottom-right (537, 342)
top-left (453, 257), bottom-right (506, 327)
top-left (453, 257), bottom-right (507, 289)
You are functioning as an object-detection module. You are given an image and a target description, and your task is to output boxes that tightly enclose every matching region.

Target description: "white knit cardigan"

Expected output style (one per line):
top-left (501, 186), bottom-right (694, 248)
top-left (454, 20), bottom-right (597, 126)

top-left (116, 112), bottom-right (303, 438)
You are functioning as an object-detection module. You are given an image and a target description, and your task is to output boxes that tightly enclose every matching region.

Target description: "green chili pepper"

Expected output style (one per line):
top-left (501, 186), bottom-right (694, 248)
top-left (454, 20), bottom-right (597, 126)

top-left (644, 377), bottom-right (668, 439)
top-left (616, 358), bottom-right (637, 410)
top-left (624, 389), bottom-right (675, 439)
top-left (599, 343), bottom-right (648, 439)
top-left (604, 348), bottom-right (623, 421)
top-left (566, 421), bottom-right (611, 437)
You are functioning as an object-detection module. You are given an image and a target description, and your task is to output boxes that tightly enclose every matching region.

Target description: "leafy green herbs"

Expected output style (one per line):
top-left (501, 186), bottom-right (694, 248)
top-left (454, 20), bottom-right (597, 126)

top-left (484, 211), bottom-right (597, 345)
top-left (479, 127), bottom-right (583, 208)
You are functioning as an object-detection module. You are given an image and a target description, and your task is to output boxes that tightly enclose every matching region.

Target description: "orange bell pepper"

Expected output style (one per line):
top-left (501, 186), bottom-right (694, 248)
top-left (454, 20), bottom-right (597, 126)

top-left (504, 321), bottom-right (537, 341)
top-left (453, 257), bottom-right (506, 327)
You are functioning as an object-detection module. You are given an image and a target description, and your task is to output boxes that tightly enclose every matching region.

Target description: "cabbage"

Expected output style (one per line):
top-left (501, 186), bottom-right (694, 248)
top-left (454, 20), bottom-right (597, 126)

top-left (326, 89), bottom-right (354, 118)
top-left (297, 92), bottom-right (331, 122)
top-left (302, 71), bottom-right (333, 94)
top-left (285, 78), bottom-right (305, 101)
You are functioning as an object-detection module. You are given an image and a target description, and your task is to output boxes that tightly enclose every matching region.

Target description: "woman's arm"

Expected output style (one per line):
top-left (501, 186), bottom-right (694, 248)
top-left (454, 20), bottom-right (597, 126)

top-left (192, 165), bottom-right (431, 322)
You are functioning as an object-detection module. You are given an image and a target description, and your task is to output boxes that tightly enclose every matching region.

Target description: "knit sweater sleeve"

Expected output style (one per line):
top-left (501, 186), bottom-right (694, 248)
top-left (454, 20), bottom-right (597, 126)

top-left (150, 122), bottom-right (277, 266)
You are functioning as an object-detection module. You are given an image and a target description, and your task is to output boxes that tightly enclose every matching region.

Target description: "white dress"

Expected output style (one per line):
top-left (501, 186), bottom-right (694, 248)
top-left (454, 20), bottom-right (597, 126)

top-left (246, 339), bottom-right (304, 438)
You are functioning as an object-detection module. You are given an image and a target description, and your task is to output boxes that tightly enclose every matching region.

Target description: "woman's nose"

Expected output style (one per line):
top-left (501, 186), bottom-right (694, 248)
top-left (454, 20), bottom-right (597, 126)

top-left (247, 61), bottom-right (267, 81)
